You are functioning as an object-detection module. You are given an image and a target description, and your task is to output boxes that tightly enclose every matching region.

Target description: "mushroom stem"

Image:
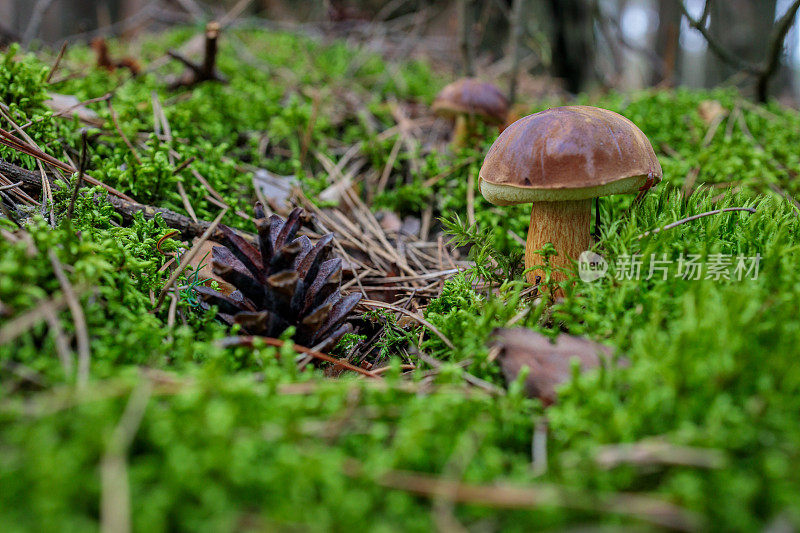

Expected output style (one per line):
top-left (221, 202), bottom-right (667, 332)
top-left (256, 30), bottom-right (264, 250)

top-left (525, 199), bottom-right (591, 285)
top-left (452, 114), bottom-right (479, 147)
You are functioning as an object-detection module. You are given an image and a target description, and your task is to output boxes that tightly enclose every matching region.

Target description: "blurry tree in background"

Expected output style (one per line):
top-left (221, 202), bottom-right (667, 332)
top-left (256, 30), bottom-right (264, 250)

top-left (706, 0), bottom-right (776, 87)
top-left (3, 0), bottom-right (800, 103)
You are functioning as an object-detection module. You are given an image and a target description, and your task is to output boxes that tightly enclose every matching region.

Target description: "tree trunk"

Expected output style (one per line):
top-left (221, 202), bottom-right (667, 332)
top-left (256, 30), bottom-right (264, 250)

top-left (652, 0), bottom-right (682, 86)
top-left (546, 0), bottom-right (596, 93)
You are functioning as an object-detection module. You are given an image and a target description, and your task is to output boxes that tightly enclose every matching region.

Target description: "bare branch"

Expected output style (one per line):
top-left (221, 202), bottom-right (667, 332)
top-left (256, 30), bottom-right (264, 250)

top-left (679, 1), bottom-right (760, 75)
top-left (680, 0), bottom-right (800, 101)
top-left (757, 0), bottom-right (800, 101)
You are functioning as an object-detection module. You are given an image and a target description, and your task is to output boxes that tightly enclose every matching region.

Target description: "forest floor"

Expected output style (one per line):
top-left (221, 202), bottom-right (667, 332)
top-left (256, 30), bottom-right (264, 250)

top-left (1, 21), bottom-right (800, 532)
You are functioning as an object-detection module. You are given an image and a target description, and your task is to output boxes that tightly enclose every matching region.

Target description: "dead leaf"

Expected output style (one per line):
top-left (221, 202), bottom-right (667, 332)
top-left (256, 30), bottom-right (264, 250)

top-left (377, 210), bottom-right (402, 233)
top-left (252, 169), bottom-right (297, 213)
top-left (697, 100), bottom-right (727, 126)
top-left (491, 328), bottom-right (618, 405)
top-left (186, 239), bottom-right (234, 296)
top-left (45, 93), bottom-right (102, 125)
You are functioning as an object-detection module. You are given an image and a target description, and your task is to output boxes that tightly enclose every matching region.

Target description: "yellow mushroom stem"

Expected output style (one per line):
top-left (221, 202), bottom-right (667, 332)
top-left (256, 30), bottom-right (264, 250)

top-left (525, 199), bottom-right (592, 285)
top-left (452, 114), bottom-right (477, 147)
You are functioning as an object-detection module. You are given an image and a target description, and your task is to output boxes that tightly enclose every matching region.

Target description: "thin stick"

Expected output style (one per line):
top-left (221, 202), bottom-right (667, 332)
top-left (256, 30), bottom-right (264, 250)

top-left (23, 94), bottom-right (111, 128)
top-left (219, 336), bottom-right (379, 378)
top-left (416, 349), bottom-right (503, 395)
top-left (48, 250), bottom-right (91, 388)
top-left (377, 136), bottom-right (402, 194)
top-left (0, 114), bottom-right (134, 201)
top-left (66, 132), bottom-right (88, 220)
top-left (101, 380), bottom-right (152, 533)
top-left (360, 299), bottom-right (455, 350)
top-left (466, 171), bottom-right (475, 226)
top-left (154, 208), bottom-right (228, 309)
top-left (46, 41), bottom-right (68, 83)
top-left (22, 0), bottom-right (56, 44)
top-left (43, 304), bottom-right (74, 380)
top-left (0, 181), bottom-right (22, 192)
top-left (5, 158), bottom-right (246, 243)
top-left (679, 1), bottom-right (759, 75)
top-left (343, 463), bottom-right (701, 531)
top-left (637, 207), bottom-right (756, 239)
top-left (423, 156), bottom-right (479, 187)
top-left (108, 98), bottom-right (142, 165)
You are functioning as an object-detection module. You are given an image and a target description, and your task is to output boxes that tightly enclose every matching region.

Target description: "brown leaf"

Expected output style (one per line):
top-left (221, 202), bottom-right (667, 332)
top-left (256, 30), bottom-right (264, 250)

top-left (697, 100), bottom-right (727, 126)
top-left (187, 239), bottom-right (234, 295)
top-left (492, 328), bottom-right (617, 405)
top-left (44, 93), bottom-right (102, 125)
top-left (252, 169), bottom-right (297, 212)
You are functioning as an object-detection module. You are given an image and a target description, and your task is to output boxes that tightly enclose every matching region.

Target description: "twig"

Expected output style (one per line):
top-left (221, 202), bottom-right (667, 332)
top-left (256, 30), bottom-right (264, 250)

top-left (679, 1), bottom-right (759, 75)
top-left (422, 156), bottom-right (479, 187)
top-left (680, 0), bottom-right (800, 101)
top-left (0, 293), bottom-right (69, 346)
top-left (48, 250), bottom-right (91, 389)
top-left (217, 0), bottom-right (256, 27)
top-left (167, 22), bottom-right (227, 88)
top-left (637, 207), bottom-right (757, 239)
top-left (154, 208), bottom-right (228, 310)
top-left (4, 158), bottom-right (252, 243)
top-left (343, 460), bottom-right (702, 531)
top-left (101, 379), bottom-right (152, 533)
top-left (218, 336), bottom-right (380, 378)
top-left (46, 41), bottom-right (68, 83)
top-left (42, 305), bottom-right (74, 378)
top-left (0, 115), bottom-right (134, 202)
top-left (108, 98), bottom-right (142, 165)
top-left (595, 440), bottom-right (727, 470)
top-left (0, 181), bottom-right (22, 192)
top-left (360, 299), bottom-right (455, 350)
top-left (756, 0), bottom-right (800, 101)
top-left (66, 132), bottom-right (88, 220)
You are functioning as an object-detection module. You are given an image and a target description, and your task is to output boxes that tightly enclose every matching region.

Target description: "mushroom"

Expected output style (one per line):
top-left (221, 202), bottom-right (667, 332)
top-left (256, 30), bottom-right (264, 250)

top-left (479, 106), bottom-right (662, 285)
top-left (432, 78), bottom-right (509, 146)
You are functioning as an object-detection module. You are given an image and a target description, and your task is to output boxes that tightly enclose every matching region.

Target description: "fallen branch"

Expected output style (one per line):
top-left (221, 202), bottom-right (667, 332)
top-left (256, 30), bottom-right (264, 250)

top-left (0, 125), bottom-right (134, 202)
top-left (4, 158), bottom-right (254, 243)
top-left (167, 22), bottom-right (227, 89)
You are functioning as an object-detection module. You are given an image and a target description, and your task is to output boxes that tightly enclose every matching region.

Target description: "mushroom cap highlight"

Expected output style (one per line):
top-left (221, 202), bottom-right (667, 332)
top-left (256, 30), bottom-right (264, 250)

top-left (479, 106), bottom-right (662, 205)
top-left (432, 78), bottom-right (510, 124)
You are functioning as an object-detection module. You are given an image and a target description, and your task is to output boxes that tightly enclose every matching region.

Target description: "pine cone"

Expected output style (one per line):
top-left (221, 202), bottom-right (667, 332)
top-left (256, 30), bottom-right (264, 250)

top-left (195, 205), bottom-right (362, 351)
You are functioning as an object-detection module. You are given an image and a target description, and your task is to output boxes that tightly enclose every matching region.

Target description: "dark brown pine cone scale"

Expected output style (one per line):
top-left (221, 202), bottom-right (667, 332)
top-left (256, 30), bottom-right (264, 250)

top-left (195, 204), bottom-right (362, 351)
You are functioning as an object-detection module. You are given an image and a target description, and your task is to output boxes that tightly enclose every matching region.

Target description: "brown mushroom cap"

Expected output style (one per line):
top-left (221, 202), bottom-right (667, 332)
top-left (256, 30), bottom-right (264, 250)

top-left (480, 106), bottom-right (662, 205)
top-left (432, 78), bottom-right (509, 124)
